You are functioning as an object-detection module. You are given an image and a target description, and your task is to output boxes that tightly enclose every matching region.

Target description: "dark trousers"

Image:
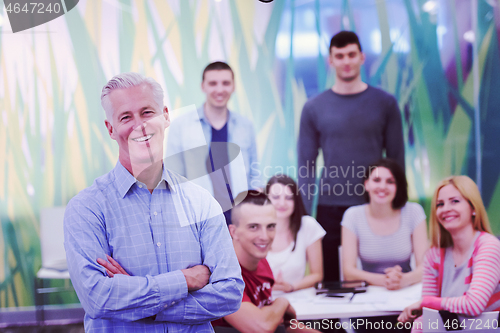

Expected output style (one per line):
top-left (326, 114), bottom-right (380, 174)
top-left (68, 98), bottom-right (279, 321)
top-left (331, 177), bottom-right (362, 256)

top-left (316, 205), bottom-right (351, 282)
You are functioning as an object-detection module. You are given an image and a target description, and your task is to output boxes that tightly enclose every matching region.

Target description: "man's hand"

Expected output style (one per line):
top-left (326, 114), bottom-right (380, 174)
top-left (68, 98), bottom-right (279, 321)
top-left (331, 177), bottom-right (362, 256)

top-left (181, 265), bottom-right (211, 292)
top-left (97, 255), bottom-right (130, 277)
top-left (384, 265), bottom-right (403, 290)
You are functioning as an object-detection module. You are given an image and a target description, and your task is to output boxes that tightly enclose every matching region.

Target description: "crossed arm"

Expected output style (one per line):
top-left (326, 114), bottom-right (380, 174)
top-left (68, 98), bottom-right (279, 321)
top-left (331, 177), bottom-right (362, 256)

top-left (98, 255), bottom-right (210, 292)
top-left (64, 198), bottom-right (244, 323)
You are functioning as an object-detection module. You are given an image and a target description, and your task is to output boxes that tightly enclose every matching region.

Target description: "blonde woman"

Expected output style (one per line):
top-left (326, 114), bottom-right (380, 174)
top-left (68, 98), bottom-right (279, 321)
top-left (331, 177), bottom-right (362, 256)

top-left (399, 176), bottom-right (500, 330)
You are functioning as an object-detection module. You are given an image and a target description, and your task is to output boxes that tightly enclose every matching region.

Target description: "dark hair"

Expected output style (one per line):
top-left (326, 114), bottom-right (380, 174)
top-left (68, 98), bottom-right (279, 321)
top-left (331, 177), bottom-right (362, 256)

top-left (265, 175), bottom-right (307, 251)
top-left (329, 31), bottom-right (362, 52)
top-left (232, 190), bottom-right (270, 226)
top-left (202, 61), bottom-right (234, 81)
top-left (237, 189), bottom-right (269, 206)
top-left (364, 158), bottom-right (408, 209)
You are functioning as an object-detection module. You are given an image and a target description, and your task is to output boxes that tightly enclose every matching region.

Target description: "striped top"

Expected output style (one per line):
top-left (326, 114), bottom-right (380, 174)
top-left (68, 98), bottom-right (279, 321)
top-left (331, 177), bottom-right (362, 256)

top-left (421, 232), bottom-right (500, 316)
top-left (341, 202), bottom-right (426, 274)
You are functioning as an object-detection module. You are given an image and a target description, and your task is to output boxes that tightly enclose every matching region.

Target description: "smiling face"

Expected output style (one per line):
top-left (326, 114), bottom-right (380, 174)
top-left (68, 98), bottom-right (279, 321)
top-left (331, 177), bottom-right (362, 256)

top-left (329, 43), bottom-right (365, 82)
top-left (436, 184), bottom-right (475, 234)
top-left (230, 204), bottom-right (276, 268)
top-left (104, 83), bottom-right (169, 171)
top-left (365, 167), bottom-right (397, 206)
top-left (201, 69), bottom-right (235, 110)
top-left (268, 183), bottom-right (295, 220)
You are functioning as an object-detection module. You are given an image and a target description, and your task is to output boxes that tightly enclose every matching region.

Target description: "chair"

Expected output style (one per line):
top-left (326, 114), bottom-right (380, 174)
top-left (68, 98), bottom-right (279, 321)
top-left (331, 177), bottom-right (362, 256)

top-left (422, 308), bottom-right (500, 332)
top-left (35, 206), bottom-right (75, 324)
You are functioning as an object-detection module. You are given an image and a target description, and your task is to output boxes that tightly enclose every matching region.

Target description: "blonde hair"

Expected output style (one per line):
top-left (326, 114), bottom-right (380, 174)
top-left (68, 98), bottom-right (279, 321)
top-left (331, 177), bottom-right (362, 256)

top-left (429, 175), bottom-right (492, 248)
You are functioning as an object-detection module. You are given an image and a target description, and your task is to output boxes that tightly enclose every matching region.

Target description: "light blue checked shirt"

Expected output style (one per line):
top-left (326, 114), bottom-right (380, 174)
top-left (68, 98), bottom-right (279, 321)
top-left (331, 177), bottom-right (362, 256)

top-left (64, 162), bottom-right (244, 332)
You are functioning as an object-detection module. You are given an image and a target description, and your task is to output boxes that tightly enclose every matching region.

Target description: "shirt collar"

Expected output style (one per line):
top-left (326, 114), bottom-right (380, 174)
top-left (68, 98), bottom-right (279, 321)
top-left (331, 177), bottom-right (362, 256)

top-left (198, 104), bottom-right (233, 126)
top-left (113, 161), bottom-right (176, 198)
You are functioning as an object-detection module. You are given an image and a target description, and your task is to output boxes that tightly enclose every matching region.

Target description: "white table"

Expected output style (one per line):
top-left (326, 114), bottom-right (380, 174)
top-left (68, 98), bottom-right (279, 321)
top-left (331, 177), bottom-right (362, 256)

top-left (280, 283), bottom-right (422, 320)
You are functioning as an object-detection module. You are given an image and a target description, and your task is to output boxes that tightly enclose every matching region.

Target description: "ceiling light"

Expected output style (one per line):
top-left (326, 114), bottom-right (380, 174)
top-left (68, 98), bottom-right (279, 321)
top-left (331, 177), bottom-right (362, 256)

top-left (463, 30), bottom-right (475, 43)
top-left (422, 1), bottom-right (437, 13)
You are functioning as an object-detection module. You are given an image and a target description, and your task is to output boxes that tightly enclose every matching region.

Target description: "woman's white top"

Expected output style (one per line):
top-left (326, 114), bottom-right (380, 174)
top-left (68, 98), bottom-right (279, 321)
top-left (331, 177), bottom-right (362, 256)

top-left (267, 215), bottom-right (326, 285)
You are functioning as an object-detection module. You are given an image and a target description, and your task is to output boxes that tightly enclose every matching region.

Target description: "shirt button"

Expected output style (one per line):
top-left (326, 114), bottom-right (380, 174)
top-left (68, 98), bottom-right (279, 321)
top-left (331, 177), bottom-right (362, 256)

top-left (138, 184), bottom-right (143, 188)
top-left (164, 304), bottom-right (168, 308)
top-left (153, 211), bottom-right (158, 216)
top-left (171, 301), bottom-right (175, 305)
top-left (157, 242), bottom-right (161, 247)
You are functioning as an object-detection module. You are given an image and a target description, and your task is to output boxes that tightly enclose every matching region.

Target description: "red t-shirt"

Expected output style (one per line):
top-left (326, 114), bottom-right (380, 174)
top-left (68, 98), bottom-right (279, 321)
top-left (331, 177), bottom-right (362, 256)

top-left (212, 259), bottom-right (275, 327)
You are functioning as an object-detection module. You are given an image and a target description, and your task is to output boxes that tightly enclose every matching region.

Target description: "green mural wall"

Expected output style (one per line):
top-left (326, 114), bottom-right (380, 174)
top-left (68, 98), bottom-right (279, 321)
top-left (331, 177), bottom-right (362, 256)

top-left (1, 0), bottom-right (499, 308)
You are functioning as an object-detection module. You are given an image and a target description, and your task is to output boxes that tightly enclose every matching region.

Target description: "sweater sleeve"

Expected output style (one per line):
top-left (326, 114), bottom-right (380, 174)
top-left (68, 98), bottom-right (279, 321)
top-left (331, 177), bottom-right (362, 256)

top-left (421, 234), bottom-right (500, 316)
top-left (421, 247), bottom-right (441, 299)
top-left (297, 101), bottom-right (320, 214)
top-left (383, 96), bottom-right (405, 170)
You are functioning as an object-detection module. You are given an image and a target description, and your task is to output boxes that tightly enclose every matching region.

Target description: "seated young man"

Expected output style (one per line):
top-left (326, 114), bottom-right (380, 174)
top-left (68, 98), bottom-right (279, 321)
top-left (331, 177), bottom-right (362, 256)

top-left (212, 190), bottom-right (319, 333)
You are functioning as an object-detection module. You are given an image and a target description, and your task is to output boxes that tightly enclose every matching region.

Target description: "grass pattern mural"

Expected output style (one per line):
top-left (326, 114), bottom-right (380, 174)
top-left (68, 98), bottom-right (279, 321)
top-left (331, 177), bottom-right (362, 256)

top-left (0, 0), bottom-right (499, 308)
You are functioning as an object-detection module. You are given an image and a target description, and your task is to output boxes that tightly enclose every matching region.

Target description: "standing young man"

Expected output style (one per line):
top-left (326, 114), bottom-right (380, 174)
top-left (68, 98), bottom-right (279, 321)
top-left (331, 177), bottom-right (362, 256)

top-left (64, 72), bottom-right (244, 332)
top-left (298, 31), bottom-right (405, 282)
top-left (166, 62), bottom-right (261, 225)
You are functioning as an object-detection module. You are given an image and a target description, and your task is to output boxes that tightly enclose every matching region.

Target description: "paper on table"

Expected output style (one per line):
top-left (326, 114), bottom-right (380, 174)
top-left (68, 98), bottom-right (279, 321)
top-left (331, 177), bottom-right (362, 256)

top-left (351, 291), bottom-right (389, 303)
top-left (353, 283), bottom-right (422, 311)
top-left (277, 287), bottom-right (317, 302)
top-left (351, 283), bottom-right (421, 306)
top-left (379, 283), bottom-right (422, 311)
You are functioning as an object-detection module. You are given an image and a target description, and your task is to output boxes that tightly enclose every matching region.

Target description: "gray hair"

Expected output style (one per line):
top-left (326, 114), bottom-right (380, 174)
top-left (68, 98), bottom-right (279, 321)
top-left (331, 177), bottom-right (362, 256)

top-left (101, 72), bottom-right (164, 124)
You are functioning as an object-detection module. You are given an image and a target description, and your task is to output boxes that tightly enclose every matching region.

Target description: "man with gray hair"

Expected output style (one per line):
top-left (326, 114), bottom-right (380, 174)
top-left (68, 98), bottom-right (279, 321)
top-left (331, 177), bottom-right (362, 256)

top-left (64, 72), bottom-right (244, 332)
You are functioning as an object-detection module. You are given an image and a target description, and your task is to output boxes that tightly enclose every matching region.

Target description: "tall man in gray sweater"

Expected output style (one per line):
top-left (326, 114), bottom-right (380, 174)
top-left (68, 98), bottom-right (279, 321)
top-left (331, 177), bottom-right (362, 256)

top-left (298, 31), bottom-right (405, 282)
